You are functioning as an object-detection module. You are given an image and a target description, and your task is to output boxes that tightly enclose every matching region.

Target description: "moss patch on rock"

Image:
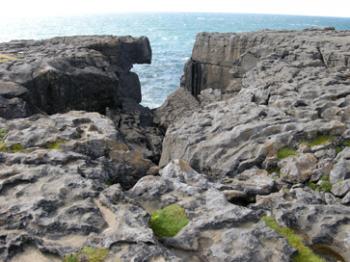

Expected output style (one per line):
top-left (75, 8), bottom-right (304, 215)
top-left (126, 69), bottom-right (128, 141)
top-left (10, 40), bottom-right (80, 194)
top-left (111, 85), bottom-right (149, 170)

top-left (149, 204), bottom-right (189, 238)
top-left (63, 246), bottom-right (108, 262)
top-left (0, 143), bottom-right (25, 153)
top-left (305, 135), bottom-right (335, 147)
top-left (44, 139), bottom-right (65, 150)
top-left (277, 147), bottom-right (297, 160)
top-left (262, 216), bottom-right (324, 262)
top-left (307, 176), bottom-right (332, 193)
top-left (335, 139), bottom-right (350, 153)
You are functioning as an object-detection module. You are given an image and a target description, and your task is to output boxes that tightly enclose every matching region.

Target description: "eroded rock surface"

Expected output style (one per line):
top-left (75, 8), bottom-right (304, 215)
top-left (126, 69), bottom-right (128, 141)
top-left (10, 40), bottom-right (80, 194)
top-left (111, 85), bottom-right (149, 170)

top-left (2, 29), bottom-right (350, 262)
top-left (0, 111), bottom-right (161, 261)
top-left (160, 29), bottom-right (350, 186)
top-left (157, 28), bottom-right (350, 261)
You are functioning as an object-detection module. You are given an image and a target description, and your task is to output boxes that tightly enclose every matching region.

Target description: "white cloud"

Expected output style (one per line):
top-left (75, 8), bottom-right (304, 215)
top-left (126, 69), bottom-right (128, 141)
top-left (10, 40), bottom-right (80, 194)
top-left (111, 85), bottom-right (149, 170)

top-left (0, 0), bottom-right (349, 18)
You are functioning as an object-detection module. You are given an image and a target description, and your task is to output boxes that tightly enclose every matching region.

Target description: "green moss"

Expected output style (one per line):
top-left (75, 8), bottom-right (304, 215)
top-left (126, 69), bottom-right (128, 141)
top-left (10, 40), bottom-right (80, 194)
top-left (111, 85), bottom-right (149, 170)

top-left (45, 139), bottom-right (65, 150)
top-left (63, 255), bottom-right (79, 262)
top-left (336, 146), bottom-right (343, 154)
top-left (336, 139), bottom-right (350, 154)
top-left (319, 181), bottom-right (332, 193)
top-left (262, 216), bottom-right (324, 262)
top-left (63, 247), bottom-right (108, 262)
top-left (149, 204), bottom-right (189, 238)
top-left (0, 143), bottom-right (25, 153)
top-left (308, 176), bottom-right (332, 193)
top-left (343, 139), bottom-right (350, 147)
top-left (319, 176), bottom-right (332, 192)
top-left (307, 181), bottom-right (318, 191)
top-left (277, 147), bottom-right (297, 160)
top-left (307, 135), bottom-right (334, 147)
top-left (9, 143), bottom-right (25, 152)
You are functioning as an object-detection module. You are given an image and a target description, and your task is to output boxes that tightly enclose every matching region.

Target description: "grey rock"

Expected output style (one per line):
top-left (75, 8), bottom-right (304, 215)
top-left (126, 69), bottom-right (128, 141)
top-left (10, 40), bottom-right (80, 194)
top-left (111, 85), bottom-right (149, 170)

top-left (0, 81), bottom-right (27, 98)
top-left (341, 191), bottom-right (350, 205)
top-left (219, 168), bottom-right (275, 196)
top-left (330, 148), bottom-right (350, 184)
top-left (154, 87), bottom-right (199, 129)
top-left (332, 179), bottom-right (350, 197)
top-left (279, 153), bottom-right (317, 183)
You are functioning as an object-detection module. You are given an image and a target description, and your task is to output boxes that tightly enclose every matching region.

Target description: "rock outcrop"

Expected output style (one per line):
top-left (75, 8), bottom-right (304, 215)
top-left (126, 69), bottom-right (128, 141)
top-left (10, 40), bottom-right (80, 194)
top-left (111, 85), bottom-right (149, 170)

top-left (2, 29), bottom-right (350, 262)
top-left (157, 28), bottom-right (350, 261)
top-left (0, 111), bottom-right (161, 261)
top-left (0, 36), bottom-right (151, 118)
top-left (181, 27), bottom-right (349, 98)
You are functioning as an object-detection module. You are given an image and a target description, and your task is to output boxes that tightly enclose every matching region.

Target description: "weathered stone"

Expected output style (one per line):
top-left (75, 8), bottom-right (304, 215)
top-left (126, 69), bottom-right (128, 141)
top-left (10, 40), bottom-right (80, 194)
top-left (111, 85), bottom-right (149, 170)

top-left (330, 148), bottom-right (350, 184)
top-left (332, 179), bottom-right (350, 197)
top-left (154, 87), bottom-right (199, 129)
top-left (220, 168), bottom-right (275, 196)
top-left (279, 153), bottom-right (318, 183)
top-left (341, 191), bottom-right (350, 205)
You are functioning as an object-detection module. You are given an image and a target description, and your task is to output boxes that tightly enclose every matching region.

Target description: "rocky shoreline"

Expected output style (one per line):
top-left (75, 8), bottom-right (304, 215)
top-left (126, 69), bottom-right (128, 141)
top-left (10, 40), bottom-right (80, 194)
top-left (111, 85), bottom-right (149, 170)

top-left (0, 28), bottom-right (350, 261)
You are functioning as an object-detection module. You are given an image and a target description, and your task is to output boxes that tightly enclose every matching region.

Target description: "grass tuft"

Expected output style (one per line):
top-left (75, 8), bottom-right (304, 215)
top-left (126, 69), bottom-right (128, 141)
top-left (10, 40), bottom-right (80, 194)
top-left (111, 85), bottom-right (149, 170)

top-left (0, 53), bottom-right (17, 63)
top-left (262, 216), bottom-right (324, 262)
top-left (149, 204), bottom-right (189, 238)
top-left (307, 176), bottom-right (332, 193)
top-left (277, 147), bottom-right (297, 160)
top-left (63, 246), bottom-right (108, 262)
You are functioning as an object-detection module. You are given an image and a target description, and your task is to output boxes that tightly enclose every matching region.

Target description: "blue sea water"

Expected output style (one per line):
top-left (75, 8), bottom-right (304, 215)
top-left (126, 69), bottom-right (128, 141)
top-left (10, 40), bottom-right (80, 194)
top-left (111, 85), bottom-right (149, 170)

top-left (1, 13), bottom-right (350, 108)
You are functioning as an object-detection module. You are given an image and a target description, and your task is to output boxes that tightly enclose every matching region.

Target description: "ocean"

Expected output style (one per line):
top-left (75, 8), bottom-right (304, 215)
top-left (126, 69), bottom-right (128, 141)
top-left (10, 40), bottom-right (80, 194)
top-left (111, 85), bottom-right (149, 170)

top-left (1, 13), bottom-right (350, 108)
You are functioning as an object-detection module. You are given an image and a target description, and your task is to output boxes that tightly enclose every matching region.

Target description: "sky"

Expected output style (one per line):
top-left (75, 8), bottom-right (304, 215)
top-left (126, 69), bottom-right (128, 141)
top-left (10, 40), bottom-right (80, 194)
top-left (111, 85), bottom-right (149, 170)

top-left (0, 0), bottom-right (349, 18)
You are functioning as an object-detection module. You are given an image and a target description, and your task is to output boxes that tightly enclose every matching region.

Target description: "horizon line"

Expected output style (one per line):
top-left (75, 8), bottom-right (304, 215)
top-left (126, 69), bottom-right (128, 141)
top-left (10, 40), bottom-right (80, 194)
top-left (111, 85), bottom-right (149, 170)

top-left (1, 11), bottom-right (350, 19)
